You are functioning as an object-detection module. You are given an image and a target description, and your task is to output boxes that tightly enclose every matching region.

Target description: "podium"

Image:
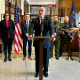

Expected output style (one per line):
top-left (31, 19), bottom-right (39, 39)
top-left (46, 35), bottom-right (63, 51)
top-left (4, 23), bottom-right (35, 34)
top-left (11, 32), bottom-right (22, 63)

top-left (30, 36), bottom-right (53, 80)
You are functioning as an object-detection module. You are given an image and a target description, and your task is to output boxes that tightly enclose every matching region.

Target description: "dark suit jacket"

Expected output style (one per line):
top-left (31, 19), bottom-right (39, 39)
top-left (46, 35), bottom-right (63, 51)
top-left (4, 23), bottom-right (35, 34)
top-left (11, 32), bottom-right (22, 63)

top-left (21, 20), bottom-right (32, 38)
top-left (0, 22), bottom-right (1, 38)
top-left (31, 16), bottom-right (54, 48)
top-left (0, 20), bottom-right (15, 39)
top-left (0, 22), bottom-right (1, 34)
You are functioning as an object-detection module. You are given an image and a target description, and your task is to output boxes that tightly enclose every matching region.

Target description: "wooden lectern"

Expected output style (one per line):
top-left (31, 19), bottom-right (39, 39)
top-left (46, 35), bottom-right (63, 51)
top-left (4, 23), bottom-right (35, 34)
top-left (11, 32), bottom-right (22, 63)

top-left (30, 36), bottom-right (54, 80)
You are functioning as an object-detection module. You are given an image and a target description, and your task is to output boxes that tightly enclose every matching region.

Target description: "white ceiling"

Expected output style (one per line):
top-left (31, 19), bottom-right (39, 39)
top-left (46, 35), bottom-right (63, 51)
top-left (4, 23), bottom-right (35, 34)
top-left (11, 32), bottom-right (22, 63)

top-left (26, 0), bottom-right (57, 5)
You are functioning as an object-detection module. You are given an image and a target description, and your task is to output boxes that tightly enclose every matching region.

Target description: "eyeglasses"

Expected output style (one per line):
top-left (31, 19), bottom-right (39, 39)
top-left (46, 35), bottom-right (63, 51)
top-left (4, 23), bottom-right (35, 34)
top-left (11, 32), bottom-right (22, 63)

top-left (54, 17), bottom-right (58, 18)
top-left (5, 15), bottom-right (9, 16)
top-left (39, 10), bottom-right (44, 12)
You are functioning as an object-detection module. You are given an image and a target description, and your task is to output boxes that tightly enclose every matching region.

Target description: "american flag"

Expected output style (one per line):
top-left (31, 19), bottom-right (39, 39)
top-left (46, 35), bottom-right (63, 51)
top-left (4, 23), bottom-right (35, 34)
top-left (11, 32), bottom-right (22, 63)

top-left (14, 2), bottom-right (22, 55)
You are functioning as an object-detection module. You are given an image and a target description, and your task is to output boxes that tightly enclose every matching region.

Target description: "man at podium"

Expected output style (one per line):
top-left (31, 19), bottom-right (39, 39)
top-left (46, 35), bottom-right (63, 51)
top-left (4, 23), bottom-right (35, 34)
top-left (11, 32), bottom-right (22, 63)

top-left (30, 7), bottom-right (54, 77)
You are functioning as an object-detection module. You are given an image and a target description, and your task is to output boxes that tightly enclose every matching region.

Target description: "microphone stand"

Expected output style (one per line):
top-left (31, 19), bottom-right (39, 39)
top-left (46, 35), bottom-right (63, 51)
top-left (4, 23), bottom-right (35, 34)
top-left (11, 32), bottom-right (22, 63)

top-left (78, 25), bottom-right (80, 62)
top-left (40, 24), bottom-right (43, 36)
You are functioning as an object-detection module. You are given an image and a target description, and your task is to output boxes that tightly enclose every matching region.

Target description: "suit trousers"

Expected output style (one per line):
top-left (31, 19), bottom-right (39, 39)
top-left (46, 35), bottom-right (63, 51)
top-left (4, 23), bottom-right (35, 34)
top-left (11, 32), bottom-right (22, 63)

top-left (2, 38), bottom-right (13, 58)
top-left (2, 38), bottom-right (13, 51)
top-left (35, 46), bottom-right (50, 73)
top-left (23, 36), bottom-right (32, 57)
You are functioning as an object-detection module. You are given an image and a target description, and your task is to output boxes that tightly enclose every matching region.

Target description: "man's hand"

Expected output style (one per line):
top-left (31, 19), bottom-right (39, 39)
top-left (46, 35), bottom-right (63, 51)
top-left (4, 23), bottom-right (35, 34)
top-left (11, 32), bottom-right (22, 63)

top-left (28, 35), bottom-right (32, 40)
top-left (51, 35), bottom-right (56, 41)
top-left (25, 33), bottom-right (29, 37)
top-left (28, 37), bottom-right (30, 40)
top-left (66, 29), bottom-right (69, 32)
top-left (69, 28), bottom-right (79, 32)
top-left (54, 33), bottom-right (57, 37)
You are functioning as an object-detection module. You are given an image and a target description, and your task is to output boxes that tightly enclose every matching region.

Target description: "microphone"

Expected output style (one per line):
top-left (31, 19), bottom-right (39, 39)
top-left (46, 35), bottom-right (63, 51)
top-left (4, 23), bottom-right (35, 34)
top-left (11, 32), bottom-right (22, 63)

top-left (41, 24), bottom-right (43, 36)
top-left (79, 22), bottom-right (80, 31)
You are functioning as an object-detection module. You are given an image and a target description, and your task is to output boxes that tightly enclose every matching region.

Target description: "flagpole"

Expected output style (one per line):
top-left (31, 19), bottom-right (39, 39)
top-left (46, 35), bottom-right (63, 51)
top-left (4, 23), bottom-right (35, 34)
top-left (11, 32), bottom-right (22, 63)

top-left (15, 0), bottom-right (17, 2)
top-left (13, 0), bottom-right (18, 58)
top-left (15, 0), bottom-right (17, 4)
top-left (69, 42), bottom-right (73, 61)
top-left (13, 0), bottom-right (22, 58)
top-left (78, 26), bottom-right (80, 62)
top-left (66, 0), bottom-right (76, 61)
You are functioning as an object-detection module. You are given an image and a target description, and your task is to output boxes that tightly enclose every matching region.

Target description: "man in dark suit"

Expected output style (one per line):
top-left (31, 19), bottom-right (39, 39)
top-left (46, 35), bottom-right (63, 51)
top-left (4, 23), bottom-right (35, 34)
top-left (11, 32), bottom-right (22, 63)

top-left (21, 14), bottom-right (32, 60)
top-left (30, 7), bottom-right (54, 77)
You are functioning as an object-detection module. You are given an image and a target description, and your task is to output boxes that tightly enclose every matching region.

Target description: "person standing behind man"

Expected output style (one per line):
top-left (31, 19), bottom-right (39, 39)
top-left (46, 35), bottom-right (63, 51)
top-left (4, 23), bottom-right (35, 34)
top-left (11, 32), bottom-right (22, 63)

top-left (59, 16), bottom-right (72, 58)
top-left (0, 22), bottom-right (2, 53)
top-left (50, 15), bottom-right (61, 60)
top-left (21, 14), bottom-right (32, 60)
top-left (30, 7), bottom-right (54, 77)
top-left (0, 12), bottom-right (15, 62)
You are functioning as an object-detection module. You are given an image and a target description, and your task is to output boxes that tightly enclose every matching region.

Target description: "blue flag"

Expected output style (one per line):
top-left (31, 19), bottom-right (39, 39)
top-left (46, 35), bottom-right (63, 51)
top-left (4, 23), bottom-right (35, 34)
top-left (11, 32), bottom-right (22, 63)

top-left (69, 0), bottom-right (77, 39)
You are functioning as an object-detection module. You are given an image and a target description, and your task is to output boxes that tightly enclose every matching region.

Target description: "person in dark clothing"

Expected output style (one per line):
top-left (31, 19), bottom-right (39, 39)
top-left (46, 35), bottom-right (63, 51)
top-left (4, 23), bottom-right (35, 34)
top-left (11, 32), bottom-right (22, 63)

top-left (21, 14), bottom-right (32, 60)
top-left (0, 12), bottom-right (15, 62)
top-left (30, 7), bottom-right (54, 77)
top-left (0, 22), bottom-right (2, 53)
top-left (59, 16), bottom-right (72, 58)
top-left (50, 16), bottom-right (62, 60)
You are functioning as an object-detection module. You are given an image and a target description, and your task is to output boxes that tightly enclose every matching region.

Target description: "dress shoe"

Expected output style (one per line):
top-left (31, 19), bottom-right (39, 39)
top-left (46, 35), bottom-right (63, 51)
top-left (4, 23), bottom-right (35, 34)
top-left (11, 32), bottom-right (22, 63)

top-left (70, 57), bottom-right (73, 61)
top-left (4, 58), bottom-right (7, 62)
top-left (44, 72), bottom-right (48, 77)
top-left (56, 57), bottom-right (59, 60)
top-left (66, 57), bottom-right (73, 61)
top-left (8, 58), bottom-right (12, 61)
top-left (28, 56), bottom-right (32, 60)
top-left (35, 72), bottom-right (39, 77)
top-left (23, 57), bottom-right (26, 60)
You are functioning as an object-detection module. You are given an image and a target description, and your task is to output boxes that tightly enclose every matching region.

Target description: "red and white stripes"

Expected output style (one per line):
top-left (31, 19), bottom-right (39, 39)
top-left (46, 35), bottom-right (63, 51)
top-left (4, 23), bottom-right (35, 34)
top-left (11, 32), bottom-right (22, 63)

top-left (15, 22), bottom-right (22, 55)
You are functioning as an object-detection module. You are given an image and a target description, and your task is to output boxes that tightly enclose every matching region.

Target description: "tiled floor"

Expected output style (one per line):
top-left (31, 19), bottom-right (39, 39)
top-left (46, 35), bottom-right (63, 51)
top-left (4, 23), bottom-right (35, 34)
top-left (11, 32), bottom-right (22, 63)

top-left (0, 45), bottom-right (80, 80)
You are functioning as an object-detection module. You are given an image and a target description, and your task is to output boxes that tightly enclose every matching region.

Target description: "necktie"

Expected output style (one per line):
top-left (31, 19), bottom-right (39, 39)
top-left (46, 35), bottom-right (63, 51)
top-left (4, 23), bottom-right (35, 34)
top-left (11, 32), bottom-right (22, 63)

top-left (54, 22), bottom-right (56, 32)
top-left (40, 19), bottom-right (43, 36)
top-left (41, 19), bottom-right (43, 26)
top-left (27, 21), bottom-right (29, 33)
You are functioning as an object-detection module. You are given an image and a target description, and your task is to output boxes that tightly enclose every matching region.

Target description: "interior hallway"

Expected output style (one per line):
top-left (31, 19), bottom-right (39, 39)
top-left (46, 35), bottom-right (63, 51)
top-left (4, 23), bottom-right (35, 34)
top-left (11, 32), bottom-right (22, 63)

top-left (0, 44), bottom-right (80, 80)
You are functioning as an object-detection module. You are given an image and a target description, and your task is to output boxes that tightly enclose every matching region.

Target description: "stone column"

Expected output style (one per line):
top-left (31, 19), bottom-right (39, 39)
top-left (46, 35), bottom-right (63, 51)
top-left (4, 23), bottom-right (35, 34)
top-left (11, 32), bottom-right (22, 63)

top-left (21, 0), bottom-right (24, 15)
top-left (0, 0), bottom-right (5, 21)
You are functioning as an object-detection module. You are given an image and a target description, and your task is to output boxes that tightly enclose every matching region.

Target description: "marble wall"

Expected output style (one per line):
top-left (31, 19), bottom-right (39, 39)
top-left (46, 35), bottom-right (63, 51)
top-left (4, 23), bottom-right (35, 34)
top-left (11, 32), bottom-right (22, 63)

top-left (0, 0), bottom-right (5, 21)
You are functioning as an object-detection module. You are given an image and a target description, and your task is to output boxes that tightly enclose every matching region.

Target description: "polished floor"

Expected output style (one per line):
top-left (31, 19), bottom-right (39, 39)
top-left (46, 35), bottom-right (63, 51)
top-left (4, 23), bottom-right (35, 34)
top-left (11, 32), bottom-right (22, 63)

top-left (0, 46), bottom-right (80, 80)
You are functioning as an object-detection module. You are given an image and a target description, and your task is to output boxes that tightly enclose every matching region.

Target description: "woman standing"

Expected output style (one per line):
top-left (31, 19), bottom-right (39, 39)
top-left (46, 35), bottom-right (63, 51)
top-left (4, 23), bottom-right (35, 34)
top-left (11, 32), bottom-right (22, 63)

top-left (0, 12), bottom-right (15, 62)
